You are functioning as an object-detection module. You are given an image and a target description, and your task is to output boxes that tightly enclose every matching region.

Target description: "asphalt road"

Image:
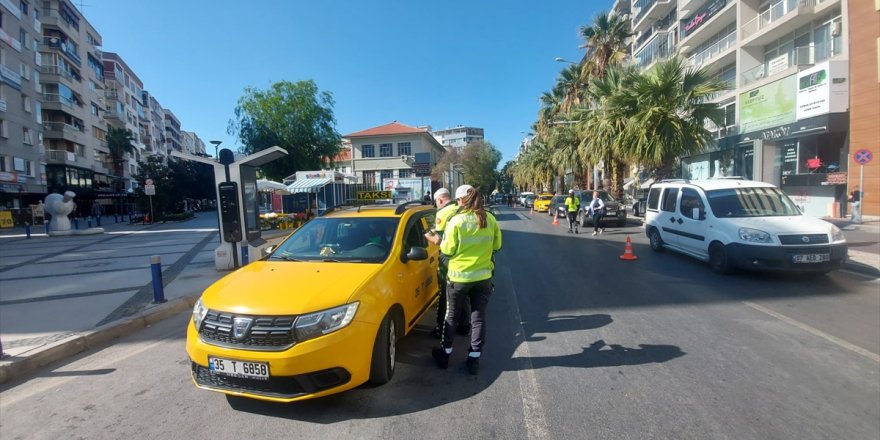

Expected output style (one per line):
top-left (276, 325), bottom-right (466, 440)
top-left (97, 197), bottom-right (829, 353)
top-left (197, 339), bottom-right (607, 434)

top-left (1, 206), bottom-right (878, 440)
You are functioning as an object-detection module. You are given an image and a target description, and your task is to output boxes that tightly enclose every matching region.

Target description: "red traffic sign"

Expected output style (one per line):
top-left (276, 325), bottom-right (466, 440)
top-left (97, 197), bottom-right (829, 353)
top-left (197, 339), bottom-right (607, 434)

top-left (145, 178), bottom-right (154, 185)
top-left (853, 149), bottom-right (873, 165)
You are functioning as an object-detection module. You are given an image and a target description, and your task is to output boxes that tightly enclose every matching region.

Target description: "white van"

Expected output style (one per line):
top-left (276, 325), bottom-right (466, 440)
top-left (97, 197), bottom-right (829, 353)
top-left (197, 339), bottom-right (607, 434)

top-left (644, 179), bottom-right (847, 274)
top-left (518, 192), bottom-right (535, 206)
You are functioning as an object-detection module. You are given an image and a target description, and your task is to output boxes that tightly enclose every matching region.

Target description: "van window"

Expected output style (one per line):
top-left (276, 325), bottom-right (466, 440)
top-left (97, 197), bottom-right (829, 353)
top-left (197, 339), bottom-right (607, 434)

top-left (646, 188), bottom-right (661, 211)
top-left (680, 188), bottom-right (705, 220)
top-left (661, 188), bottom-right (679, 212)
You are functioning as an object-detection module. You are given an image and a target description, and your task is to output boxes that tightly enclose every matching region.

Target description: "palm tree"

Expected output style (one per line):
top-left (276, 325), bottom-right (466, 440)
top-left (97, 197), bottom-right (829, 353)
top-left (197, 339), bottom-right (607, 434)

top-left (106, 126), bottom-right (136, 177)
top-left (579, 11), bottom-right (632, 80)
top-left (614, 57), bottom-right (729, 178)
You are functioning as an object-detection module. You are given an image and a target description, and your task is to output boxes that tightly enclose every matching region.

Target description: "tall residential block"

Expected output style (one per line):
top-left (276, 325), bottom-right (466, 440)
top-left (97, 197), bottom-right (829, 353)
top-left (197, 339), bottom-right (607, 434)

top-left (432, 125), bottom-right (484, 152)
top-left (102, 51), bottom-right (146, 190)
top-left (0, 0), bottom-right (44, 214)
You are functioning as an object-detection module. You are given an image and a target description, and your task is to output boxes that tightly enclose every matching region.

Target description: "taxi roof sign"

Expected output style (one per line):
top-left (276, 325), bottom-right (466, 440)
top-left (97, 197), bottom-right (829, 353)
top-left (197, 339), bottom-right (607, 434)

top-left (357, 190), bottom-right (392, 200)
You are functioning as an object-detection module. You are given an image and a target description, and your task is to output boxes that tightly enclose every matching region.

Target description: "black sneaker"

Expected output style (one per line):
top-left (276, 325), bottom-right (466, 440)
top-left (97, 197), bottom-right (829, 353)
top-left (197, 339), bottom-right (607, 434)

top-left (432, 348), bottom-right (450, 369)
top-left (466, 356), bottom-right (480, 375)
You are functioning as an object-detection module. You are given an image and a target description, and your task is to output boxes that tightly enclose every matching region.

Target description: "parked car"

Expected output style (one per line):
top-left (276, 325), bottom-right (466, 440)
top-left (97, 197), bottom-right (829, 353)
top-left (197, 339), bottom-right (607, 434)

top-left (524, 194), bottom-right (537, 208)
top-left (519, 192), bottom-right (535, 206)
top-left (579, 190), bottom-right (627, 227)
top-left (644, 179), bottom-right (847, 274)
top-left (186, 202), bottom-right (439, 402)
top-left (548, 194), bottom-right (570, 216)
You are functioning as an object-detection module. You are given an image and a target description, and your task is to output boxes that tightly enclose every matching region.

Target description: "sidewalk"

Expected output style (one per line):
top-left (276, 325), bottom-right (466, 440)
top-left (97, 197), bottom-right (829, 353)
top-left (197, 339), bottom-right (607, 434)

top-left (0, 213), bottom-right (290, 384)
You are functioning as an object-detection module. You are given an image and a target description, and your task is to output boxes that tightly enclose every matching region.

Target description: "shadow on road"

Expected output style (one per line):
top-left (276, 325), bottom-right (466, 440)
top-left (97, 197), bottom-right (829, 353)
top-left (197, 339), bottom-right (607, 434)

top-left (512, 339), bottom-right (685, 370)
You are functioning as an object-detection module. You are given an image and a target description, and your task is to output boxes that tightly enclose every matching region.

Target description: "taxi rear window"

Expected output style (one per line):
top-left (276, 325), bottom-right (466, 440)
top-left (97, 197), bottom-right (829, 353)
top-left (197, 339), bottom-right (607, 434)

top-left (539, 196), bottom-right (553, 201)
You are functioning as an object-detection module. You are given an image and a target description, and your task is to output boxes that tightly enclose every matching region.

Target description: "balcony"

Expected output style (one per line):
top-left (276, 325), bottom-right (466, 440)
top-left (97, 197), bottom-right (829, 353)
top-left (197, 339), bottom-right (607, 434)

top-left (687, 30), bottom-right (737, 68)
top-left (39, 9), bottom-right (80, 33)
top-left (45, 149), bottom-right (81, 166)
top-left (42, 93), bottom-right (75, 111)
top-left (43, 121), bottom-right (84, 142)
top-left (741, 0), bottom-right (826, 43)
top-left (40, 65), bottom-right (80, 85)
top-left (741, 40), bottom-right (842, 86)
top-left (632, 0), bottom-right (675, 33)
top-left (42, 37), bottom-right (82, 66)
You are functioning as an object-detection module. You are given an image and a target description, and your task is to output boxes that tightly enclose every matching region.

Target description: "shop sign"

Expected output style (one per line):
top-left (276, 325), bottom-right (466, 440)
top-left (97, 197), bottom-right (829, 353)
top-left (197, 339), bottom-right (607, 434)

top-left (412, 162), bottom-right (431, 177)
top-left (767, 54), bottom-right (789, 77)
top-left (796, 61), bottom-right (848, 120)
top-left (738, 74), bottom-right (797, 134)
top-left (824, 172), bottom-right (847, 185)
top-left (681, 0), bottom-right (727, 38)
top-left (356, 190), bottom-right (392, 200)
top-left (0, 211), bottom-right (12, 228)
top-left (31, 203), bottom-right (44, 218)
top-left (0, 171), bottom-right (18, 183)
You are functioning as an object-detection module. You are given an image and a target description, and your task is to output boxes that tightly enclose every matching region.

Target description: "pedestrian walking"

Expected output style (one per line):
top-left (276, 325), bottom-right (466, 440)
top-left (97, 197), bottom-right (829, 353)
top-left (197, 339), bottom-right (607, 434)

top-left (431, 185), bottom-right (502, 375)
top-left (91, 200), bottom-right (103, 227)
top-left (565, 189), bottom-right (580, 234)
top-left (425, 188), bottom-right (470, 338)
top-left (588, 191), bottom-right (606, 236)
top-left (849, 186), bottom-right (862, 224)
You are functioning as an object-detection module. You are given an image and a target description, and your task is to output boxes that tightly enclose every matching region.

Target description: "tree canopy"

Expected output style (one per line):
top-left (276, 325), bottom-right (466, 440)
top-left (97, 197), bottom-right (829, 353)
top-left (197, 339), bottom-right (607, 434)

top-left (229, 80), bottom-right (341, 180)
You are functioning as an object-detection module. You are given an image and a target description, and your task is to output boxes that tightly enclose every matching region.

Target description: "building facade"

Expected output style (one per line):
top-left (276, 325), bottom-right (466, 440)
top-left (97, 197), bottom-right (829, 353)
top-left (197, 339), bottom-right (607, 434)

top-left (181, 130), bottom-right (206, 156)
top-left (102, 51), bottom-right (146, 191)
top-left (344, 121), bottom-right (448, 194)
top-left (141, 90), bottom-right (166, 160)
top-left (846, 0), bottom-right (878, 217)
top-left (432, 125), bottom-right (484, 152)
top-left (0, 0), bottom-right (45, 213)
top-left (629, 0), bottom-right (854, 217)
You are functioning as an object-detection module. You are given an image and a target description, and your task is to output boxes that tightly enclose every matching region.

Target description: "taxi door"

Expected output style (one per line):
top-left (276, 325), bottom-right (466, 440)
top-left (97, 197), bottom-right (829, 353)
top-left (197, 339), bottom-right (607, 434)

top-left (396, 212), bottom-right (438, 332)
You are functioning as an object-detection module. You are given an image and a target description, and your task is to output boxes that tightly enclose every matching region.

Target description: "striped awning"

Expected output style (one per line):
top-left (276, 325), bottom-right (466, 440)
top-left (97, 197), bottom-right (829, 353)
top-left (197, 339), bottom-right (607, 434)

top-left (287, 177), bottom-right (333, 194)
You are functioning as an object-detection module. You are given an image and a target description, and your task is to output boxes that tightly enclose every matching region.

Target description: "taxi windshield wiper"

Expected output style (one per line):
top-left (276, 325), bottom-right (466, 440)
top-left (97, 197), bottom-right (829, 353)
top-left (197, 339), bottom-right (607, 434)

top-left (273, 253), bottom-right (304, 262)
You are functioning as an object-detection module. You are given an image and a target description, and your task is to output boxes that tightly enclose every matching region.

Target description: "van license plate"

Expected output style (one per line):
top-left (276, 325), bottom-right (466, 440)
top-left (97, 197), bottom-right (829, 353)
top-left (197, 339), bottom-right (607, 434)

top-left (208, 356), bottom-right (269, 380)
top-left (792, 254), bottom-right (830, 264)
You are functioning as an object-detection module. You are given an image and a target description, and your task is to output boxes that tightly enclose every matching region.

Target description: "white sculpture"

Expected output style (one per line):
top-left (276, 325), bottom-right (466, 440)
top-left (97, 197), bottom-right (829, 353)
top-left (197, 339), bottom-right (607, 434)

top-left (44, 191), bottom-right (77, 232)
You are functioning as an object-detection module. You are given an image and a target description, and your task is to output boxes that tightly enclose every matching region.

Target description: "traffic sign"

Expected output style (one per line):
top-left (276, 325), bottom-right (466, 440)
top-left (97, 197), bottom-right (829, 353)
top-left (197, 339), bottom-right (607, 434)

top-left (145, 184), bottom-right (156, 195)
top-left (145, 178), bottom-right (154, 185)
top-left (853, 149), bottom-right (873, 165)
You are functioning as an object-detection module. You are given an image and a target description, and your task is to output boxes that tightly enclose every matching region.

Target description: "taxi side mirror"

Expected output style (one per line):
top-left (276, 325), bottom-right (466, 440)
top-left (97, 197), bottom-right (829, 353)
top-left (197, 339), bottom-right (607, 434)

top-left (263, 245), bottom-right (276, 256)
top-left (404, 246), bottom-right (429, 262)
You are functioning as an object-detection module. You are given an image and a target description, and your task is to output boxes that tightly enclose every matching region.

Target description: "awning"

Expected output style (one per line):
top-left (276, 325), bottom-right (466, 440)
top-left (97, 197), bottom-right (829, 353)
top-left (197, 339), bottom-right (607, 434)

top-left (257, 179), bottom-right (290, 194)
top-left (287, 177), bottom-right (333, 194)
top-left (624, 178), bottom-right (654, 190)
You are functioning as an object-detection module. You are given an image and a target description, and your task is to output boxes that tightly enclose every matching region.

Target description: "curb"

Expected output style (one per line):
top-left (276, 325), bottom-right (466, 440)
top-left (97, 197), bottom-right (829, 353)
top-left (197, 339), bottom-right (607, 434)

top-left (0, 296), bottom-right (197, 385)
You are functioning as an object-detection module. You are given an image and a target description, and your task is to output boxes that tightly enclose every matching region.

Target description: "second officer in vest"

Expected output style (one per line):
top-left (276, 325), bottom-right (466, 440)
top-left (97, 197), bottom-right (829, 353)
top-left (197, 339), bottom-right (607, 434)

top-left (431, 185), bottom-right (502, 375)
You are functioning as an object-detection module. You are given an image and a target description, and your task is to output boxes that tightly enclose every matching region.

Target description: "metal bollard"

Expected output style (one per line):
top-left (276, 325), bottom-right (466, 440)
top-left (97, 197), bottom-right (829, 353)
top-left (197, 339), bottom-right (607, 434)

top-left (25, 222), bottom-right (31, 239)
top-left (74, 218), bottom-right (79, 229)
top-left (241, 241), bottom-right (249, 265)
top-left (87, 217), bottom-right (92, 228)
top-left (151, 255), bottom-right (166, 304)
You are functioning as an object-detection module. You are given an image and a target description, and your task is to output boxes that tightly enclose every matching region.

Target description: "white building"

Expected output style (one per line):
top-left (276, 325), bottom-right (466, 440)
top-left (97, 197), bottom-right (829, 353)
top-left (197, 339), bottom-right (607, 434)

top-left (432, 125), bottom-right (484, 152)
top-left (344, 121), bottom-right (448, 189)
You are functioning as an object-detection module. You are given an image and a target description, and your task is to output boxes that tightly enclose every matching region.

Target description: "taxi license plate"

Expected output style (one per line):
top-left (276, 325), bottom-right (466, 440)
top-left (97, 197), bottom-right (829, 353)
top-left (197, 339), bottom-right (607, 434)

top-left (208, 356), bottom-right (269, 380)
top-left (792, 254), bottom-right (830, 264)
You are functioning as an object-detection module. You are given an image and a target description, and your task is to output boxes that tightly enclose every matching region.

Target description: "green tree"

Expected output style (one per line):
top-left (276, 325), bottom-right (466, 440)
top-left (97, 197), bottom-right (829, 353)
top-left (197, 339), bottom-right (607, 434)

top-left (229, 80), bottom-right (341, 180)
top-left (460, 140), bottom-right (502, 194)
top-left (579, 11), bottom-right (632, 79)
top-left (106, 126), bottom-right (136, 178)
top-left (431, 148), bottom-right (461, 186)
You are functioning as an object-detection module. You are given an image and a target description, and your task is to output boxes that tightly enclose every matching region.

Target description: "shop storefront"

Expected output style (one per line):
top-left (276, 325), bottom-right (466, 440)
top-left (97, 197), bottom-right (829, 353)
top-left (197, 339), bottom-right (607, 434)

top-left (682, 61), bottom-right (850, 218)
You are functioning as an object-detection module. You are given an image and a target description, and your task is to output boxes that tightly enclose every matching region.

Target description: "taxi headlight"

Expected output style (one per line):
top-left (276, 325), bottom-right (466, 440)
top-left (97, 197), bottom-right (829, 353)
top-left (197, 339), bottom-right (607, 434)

top-left (294, 302), bottom-right (359, 342)
top-left (830, 225), bottom-right (846, 243)
top-left (738, 227), bottom-right (772, 243)
top-left (192, 298), bottom-right (208, 330)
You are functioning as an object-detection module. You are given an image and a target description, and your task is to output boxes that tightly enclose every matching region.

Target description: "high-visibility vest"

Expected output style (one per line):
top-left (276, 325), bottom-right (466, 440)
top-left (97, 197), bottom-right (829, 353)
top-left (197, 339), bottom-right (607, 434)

top-left (440, 211), bottom-right (503, 283)
top-left (434, 203), bottom-right (458, 236)
top-left (565, 196), bottom-right (580, 212)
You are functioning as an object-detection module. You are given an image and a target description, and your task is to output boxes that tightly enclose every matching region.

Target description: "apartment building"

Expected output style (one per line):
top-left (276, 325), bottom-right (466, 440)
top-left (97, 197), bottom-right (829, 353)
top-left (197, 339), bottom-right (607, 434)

top-left (141, 90), bottom-right (166, 160)
top-left (344, 121), bottom-right (447, 192)
top-left (102, 51), bottom-right (147, 191)
top-left (629, 0), bottom-right (852, 217)
top-left (164, 109), bottom-right (181, 153)
top-left (432, 125), bottom-right (484, 152)
top-left (0, 0), bottom-right (45, 212)
top-left (180, 130), bottom-right (206, 156)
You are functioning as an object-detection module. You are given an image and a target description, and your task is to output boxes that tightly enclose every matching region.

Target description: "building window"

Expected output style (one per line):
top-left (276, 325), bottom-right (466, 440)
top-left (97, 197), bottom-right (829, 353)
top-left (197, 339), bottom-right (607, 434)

top-left (398, 142), bottom-right (411, 156)
top-left (20, 2), bottom-right (28, 16)
top-left (0, 156), bottom-right (6, 171)
top-left (91, 103), bottom-right (99, 116)
top-left (22, 95), bottom-right (30, 112)
top-left (20, 63), bottom-right (30, 80)
top-left (19, 29), bottom-right (26, 48)
top-left (362, 144), bottom-right (375, 158)
top-left (379, 143), bottom-right (393, 157)
top-left (380, 170), bottom-right (392, 180)
top-left (398, 168), bottom-right (412, 178)
top-left (0, 119), bottom-right (7, 138)
top-left (23, 127), bottom-right (32, 144)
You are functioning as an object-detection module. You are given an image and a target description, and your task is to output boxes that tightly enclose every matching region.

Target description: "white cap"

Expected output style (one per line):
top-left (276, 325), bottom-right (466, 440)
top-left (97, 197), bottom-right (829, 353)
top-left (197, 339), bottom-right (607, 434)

top-left (455, 184), bottom-right (474, 200)
top-left (569, 189), bottom-right (574, 194)
top-left (433, 188), bottom-right (450, 200)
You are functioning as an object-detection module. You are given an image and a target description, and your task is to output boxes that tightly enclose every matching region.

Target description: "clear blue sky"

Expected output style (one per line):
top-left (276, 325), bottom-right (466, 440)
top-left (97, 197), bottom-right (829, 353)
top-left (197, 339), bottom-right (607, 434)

top-left (81, 0), bottom-right (613, 167)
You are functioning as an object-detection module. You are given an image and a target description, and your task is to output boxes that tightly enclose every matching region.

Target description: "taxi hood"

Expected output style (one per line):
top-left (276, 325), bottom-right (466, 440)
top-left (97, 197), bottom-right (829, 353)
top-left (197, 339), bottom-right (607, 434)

top-left (200, 260), bottom-right (381, 316)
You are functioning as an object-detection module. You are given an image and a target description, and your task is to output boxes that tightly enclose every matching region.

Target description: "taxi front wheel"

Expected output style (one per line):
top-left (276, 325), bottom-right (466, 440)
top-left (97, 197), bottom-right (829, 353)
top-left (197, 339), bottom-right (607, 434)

top-left (369, 309), bottom-right (401, 384)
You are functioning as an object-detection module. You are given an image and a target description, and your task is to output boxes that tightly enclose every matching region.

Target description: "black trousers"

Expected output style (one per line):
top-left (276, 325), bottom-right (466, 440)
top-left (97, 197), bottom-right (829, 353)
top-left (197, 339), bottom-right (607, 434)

top-left (441, 278), bottom-right (493, 352)
top-left (567, 211), bottom-right (577, 229)
top-left (436, 255), bottom-right (469, 331)
top-left (592, 211), bottom-right (605, 231)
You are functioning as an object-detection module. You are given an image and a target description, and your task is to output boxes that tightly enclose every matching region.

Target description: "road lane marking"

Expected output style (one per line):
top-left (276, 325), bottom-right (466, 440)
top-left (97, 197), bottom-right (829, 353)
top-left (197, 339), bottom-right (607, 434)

top-left (743, 301), bottom-right (880, 363)
top-left (500, 265), bottom-right (550, 440)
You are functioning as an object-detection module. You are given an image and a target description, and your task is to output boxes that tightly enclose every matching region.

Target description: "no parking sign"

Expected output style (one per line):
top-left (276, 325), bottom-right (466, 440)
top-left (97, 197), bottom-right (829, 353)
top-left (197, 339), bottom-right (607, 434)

top-left (853, 149), bottom-right (873, 165)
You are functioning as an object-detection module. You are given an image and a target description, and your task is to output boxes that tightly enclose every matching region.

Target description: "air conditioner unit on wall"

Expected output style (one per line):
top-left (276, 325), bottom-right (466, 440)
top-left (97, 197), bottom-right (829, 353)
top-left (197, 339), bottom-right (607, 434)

top-left (831, 22), bottom-right (841, 37)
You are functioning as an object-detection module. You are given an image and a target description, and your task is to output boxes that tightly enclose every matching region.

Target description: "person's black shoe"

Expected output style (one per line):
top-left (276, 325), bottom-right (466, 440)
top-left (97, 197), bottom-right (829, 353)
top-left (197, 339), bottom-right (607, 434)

top-left (466, 356), bottom-right (480, 375)
top-left (432, 348), bottom-right (450, 369)
top-left (456, 323), bottom-right (471, 336)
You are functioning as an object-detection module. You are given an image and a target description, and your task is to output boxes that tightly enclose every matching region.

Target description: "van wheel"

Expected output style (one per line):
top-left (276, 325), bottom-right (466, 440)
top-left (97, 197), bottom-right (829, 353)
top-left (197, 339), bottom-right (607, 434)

top-left (648, 228), bottom-right (664, 252)
top-left (709, 243), bottom-right (732, 275)
top-left (369, 310), bottom-right (399, 384)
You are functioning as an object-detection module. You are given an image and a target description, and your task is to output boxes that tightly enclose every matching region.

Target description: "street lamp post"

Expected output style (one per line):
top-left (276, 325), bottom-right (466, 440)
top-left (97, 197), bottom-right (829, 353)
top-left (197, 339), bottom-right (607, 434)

top-left (209, 140), bottom-right (222, 159)
top-left (555, 57), bottom-right (578, 65)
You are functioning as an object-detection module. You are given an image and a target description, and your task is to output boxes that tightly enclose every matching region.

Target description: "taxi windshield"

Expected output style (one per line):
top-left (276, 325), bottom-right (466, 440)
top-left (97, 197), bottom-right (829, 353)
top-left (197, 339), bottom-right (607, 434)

top-left (269, 217), bottom-right (398, 263)
top-left (706, 187), bottom-right (800, 218)
top-left (538, 195), bottom-right (553, 201)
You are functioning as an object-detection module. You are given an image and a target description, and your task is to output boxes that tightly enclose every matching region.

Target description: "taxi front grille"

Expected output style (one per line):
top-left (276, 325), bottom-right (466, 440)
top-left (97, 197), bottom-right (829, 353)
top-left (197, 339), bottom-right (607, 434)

top-left (198, 311), bottom-right (297, 351)
top-left (191, 363), bottom-right (351, 399)
top-left (778, 234), bottom-right (829, 245)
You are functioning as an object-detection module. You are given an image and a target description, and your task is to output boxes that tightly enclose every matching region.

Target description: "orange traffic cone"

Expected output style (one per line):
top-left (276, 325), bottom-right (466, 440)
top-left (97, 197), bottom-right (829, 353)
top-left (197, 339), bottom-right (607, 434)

top-left (552, 211), bottom-right (559, 226)
top-left (619, 235), bottom-right (638, 260)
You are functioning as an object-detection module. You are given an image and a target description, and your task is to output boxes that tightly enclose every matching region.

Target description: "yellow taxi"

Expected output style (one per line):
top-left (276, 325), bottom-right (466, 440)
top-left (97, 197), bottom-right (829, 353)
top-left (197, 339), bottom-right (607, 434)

top-left (186, 202), bottom-right (440, 402)
top-left (533, 193), bottom-right (554, 212)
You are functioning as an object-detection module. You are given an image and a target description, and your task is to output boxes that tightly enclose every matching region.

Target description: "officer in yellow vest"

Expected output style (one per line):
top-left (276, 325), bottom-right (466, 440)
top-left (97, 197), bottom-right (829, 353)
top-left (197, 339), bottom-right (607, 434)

top-left (431, 185), bottom-right (502, 375)
top-left (565, 189), bottom-right (580, 234)
top-left (425, 188), bottom-right (469, 338)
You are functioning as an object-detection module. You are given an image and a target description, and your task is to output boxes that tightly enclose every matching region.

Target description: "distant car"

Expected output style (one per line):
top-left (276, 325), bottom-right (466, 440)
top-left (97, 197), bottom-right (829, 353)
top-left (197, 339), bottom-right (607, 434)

top-left (548, 195), bottom-right (570, 216)
top-left (524, 195), bottom-right (536, 208)
top-left (579, 190), bottom-right (627, 227)
top-left (533, 194), bottom-right (554, 212)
